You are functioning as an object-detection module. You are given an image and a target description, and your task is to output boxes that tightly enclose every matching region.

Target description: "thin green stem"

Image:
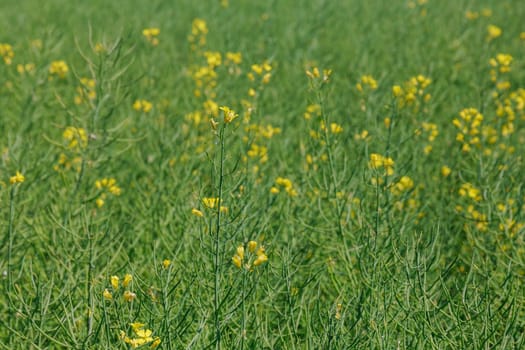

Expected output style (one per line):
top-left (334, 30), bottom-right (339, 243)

top-left (7, 187), bottom-right (15, 297)
top-left (84, 228), bottom-right (95, 348)
top-left (240, 271), bottom-right (246, 350)
top-left (214, 125), bottom-right (226, 350)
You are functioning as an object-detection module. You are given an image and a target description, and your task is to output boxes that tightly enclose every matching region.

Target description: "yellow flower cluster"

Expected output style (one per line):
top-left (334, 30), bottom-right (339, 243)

top-left (487, 24), bottom-right (502, 41)
top-left (391, 176), bottom-right (414, 196)
top-left (368, 153), bottom-right (394, 176)
top-left (0, 43), bottom-right (14, 65)
top-left (247, 143), bottom-right (268, 163)
top-left (225, 51), bottom-right (242, 65)
top-left (192, 66), bottom-right (217, 98)
top-left (188, 18), bottom-right (208, 51)
top-left (247, 61), bottom-right (273, 88)
top-left (458, 183), bottom-right (482, 202)
top-left (418, 122), bottom-right (438, 154)
top-left (462, 205), bottom-right (488, 231)
top-left (452, 108), bottom-right (484, 152)
top-left (224, 51), bottom-right (242, 75)
top-left (303, 104), bottom-right (321, 120)
top-left (74, 77), bottom-right (96, 105)
top-left (133, 99), bottom-right (153, 113)
top-left (232, 240), bottom-right (268, 270)
top-left (95, 178), bottom-right (122, 207)
top-left (305, 66), bottom-right (332, 84)
top-left (17, 63), bottom-right (35, 74)
top-left (53, 153), bottom-right (82, 173)
top-left (63, 126), bottom-right (88, 150)
top-left (392, 75), bottom-right (431, 110)
top-left (356, 75), bottom-right (378, 92)
top-left (202, 197), bottom-right (219, 208)
top-left (244, 124), bottom-right (281, 139)
top-left (194, 197), bottom-right (228, 216)
top-left (204, 51), bottom-right (221, 68)
top-left (120, 322), bottom-right (161, 349)
top-left (219, 105), bottom-right (238, 124)
top-left (465, 8), bottom-right (492, 20)
top-left (489, 54), bottom-right (513, 90)
top-left (104, 274), bottom-right (135, 302)
top-left (495, 88), bottom-right (524, 140)
top-left (319, 121), bottom-right (343, 135)
top-left (354, 130), bottom-right (370, 142)
top-left (49, 60), bottom-right (69, 79)
top-left (142, 28), bottom-right (160, 46)
top-left (242, 123), bottom-right (280, 167)
top-left (271, 177), bottom-right (297, 196)
top-left (10, 171), bottom-right (25, 185)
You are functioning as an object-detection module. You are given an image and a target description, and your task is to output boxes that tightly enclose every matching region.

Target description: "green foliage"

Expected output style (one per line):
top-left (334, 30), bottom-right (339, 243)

top-left (1, 0), bottom-right (525, 348)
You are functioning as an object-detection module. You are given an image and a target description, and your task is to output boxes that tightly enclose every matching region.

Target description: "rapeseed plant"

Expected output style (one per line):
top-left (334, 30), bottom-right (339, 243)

top-left (2, 2), bottom-right (525, 349)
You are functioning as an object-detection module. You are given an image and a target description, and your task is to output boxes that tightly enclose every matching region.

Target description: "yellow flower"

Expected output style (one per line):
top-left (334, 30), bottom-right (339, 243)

top-left (191, 208), bottom-right (204, 217)
top-left (384, 117), bottom-right (391, 128)
top-left (392, 85), bottom-right (403, 97)
top-left (369, 153), bottom-right (383, 169)
top-left (110, 275), bottom-right (119, 290)
top-left (236, 245), bottom-right (245, 261)
top-left (253, 253), bottom-right (268, 266)
top-left (122, 274), bottom-right (133, 288)
top-left (103, 289), bottom-right (112, 300)
top-left (232, 254), bottom-right (242, 269)
top-left (335, 303), bottom-right (342, 320)
top-left (441, 166), bottom-right (451, 177)
top-left (96, 197), bottom-right (105, 208)
top-left (330, 123), bottom-right (343, 134)
top-left (219, 106), bottom-right (238, 124)
top-left (130, 322), bottom-right (145, 332)
top-left (210, 118), bottom-right (219, 130)
top-left (9, 171), bottom-right (25, 185)
top-left (487, 25), bottom-right (502, 41)
top-left (123, 290), bottom-right (137, 302)
top-left (202, 197), bottom-right (219, 209)
top-left (150, 338), bottom-right (161, 349)
top-left (248, 241), bottom-right (257, 253)
top-left (162, 259), bottom-right (171, 269)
